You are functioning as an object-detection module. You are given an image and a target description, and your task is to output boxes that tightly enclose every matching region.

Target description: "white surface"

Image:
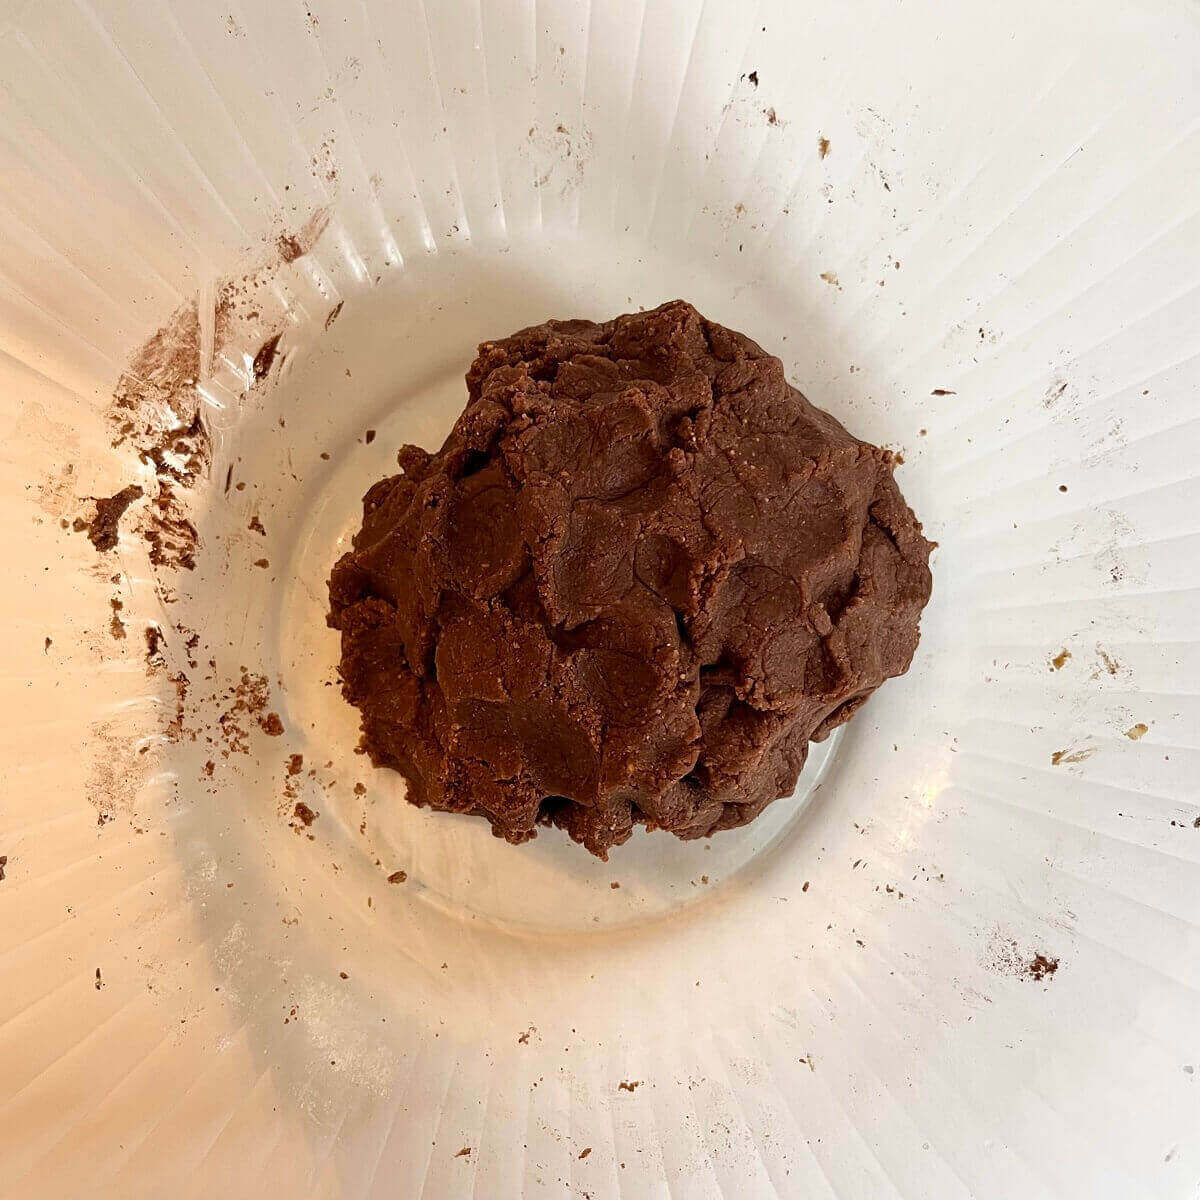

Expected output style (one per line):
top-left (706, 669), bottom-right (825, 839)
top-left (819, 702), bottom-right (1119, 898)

top-left (1, 1), bottom-right (1199, 1197)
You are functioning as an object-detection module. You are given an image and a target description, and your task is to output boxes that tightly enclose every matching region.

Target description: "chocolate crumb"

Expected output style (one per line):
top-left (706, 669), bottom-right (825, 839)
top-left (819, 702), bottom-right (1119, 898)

top-left (610, 881), bottom-right (620, 889)
top-left (253, 333), bottom-right (282, 381)
top-left (293, 802), bottom-right (318, 826)
top-left (254, 558), bottom-right (270, 569)
top-left (618, 1080), bottom-right (641, 1092)
top-left (0, 855), bottom-right (7, 881)
top-left (325, 300), bottom-right (345, 330)
top-left (817, 135), bottom-right (830, 159)
top-left (747, 70), bottom-right (758, 86)
top-left (802, 880), bottom-right (810, 892)
top-left (387, 870), bottom-right (407, 884)
top-left (277, 234), bottom-right (304, 263)
top-left (578, 1147), bottom-right (592, 1159)
top-left (455, 1148), bottom-right (471, 1158)
top-left (287, 753), bottom-right (304, 775)
top-left (1027, 953), bottom-right (1059, 981)
top-left (364, 429), bottom-right (376, 444)
top-left (94, 968), bottom-right (103, 990)
top-left (248, 515), bottom-right (266, 536)
top-left (224, 464), bottom-right (234, 493)
top-left (339, 971), bottom-right (349, 979)
top-left (86, 485), bottom-right (144, 551)
top-left (1050, 649), bottom-right (1070, 670)
top-left (930, 389), bottom-right (956, 396)
top-left (261, 712), bottom-right (284, 736)
top-left (987, 934), bottom-right (1062, 983)
top-left (109, 597), bottom-right (127, 640)
top-left (1125, 723), bottom-right (1149, 740)
top-left (44, 637), bottom-right (52, 653)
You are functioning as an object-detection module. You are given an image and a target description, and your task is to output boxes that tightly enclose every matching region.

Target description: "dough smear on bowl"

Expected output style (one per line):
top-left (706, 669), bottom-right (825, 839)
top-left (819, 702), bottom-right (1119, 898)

top-left (328, 300), bottom-right (933, 858)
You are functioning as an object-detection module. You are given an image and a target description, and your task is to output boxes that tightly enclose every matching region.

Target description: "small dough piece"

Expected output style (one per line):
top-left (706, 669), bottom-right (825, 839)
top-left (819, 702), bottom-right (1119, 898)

top-left (328, 301), bottom-right (933, 857)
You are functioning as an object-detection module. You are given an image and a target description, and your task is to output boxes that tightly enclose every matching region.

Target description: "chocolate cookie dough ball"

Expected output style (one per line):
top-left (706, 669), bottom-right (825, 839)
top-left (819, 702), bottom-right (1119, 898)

top-left (328, 300), bottom-right (933, 858)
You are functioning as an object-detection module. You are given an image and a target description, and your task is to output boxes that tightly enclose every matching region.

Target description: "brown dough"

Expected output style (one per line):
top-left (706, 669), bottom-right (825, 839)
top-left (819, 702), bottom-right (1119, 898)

top-left (328, 301), bottom-right (933, 858)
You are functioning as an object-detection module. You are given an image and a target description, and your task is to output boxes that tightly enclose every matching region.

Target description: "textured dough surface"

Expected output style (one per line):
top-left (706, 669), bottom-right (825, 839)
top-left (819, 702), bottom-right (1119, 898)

top-left (328, 301), bottom-right (933, 857)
